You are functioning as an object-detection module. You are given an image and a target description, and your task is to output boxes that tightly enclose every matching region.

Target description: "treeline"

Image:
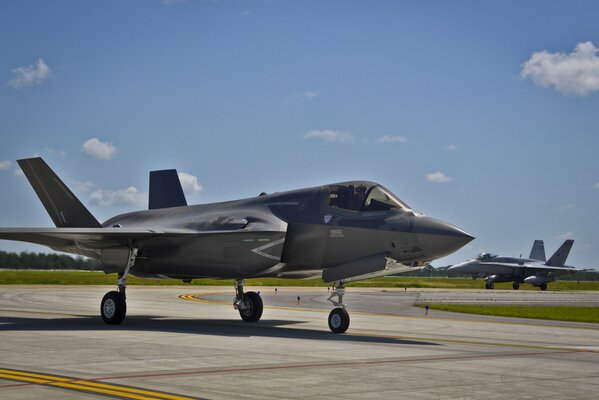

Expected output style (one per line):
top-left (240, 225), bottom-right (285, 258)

top-left (0, 251), bottom-right (100, 270)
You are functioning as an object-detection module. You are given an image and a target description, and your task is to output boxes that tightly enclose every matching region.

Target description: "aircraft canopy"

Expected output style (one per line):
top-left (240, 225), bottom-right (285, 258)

top-left (326, 182), bottom-right (411, 212)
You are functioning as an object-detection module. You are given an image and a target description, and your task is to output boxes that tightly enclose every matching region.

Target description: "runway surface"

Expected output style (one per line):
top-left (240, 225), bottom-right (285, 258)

top-left (1, 285), bottom-right (598, 399)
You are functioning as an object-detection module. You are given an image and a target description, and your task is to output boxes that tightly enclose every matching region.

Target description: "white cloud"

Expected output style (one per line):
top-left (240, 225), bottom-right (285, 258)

top-left (426, 171), bottom-right (452, 183)
top-left (178, 172), bottom-right (203, 195)
top-left (303, 129), bottom-right (354, 143)
top-left (82, 138), bottom-right (117, 160)
top-left (89, 186), bottom-right (145, 207)
top-left (0, 160), bottom-right (12, 171)
top-left (557, 231), bottom-right (575, 240)
top-left (295, 90), bottom-right (320, 100)
top-left (521, 41), bottom-right (599, 96)
top-left (43, 148), bottom-right (66, 158)
top-left (8, 58), bottom-right (51, 89)
top-left (74, 181), bottom-right (95, 193)
top-left (447, 144), bottom-right (458, 151)
top-left (376, 135), bottom-right (408, 144)
top-left (592, 182), bottom-right (599, 190)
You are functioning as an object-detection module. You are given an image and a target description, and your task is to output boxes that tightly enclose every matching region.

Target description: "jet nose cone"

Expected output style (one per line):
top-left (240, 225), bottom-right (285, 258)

top-left (413, 216), bottom-right (474, 259)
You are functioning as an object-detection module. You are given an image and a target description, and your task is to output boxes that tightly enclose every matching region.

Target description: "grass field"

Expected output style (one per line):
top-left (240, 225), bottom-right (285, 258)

top-left (0, 270), bottom-right (598, 290)
top-left (420, 304), bottom-right (599, 323)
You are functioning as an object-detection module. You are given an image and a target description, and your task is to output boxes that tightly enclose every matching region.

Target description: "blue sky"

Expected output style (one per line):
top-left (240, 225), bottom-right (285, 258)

top-left (1, 1), bottom-right (598, 268)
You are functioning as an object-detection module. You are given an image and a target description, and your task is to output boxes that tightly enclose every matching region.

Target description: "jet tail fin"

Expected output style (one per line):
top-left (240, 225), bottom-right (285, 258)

top-left (148, 170), bottom-right (187, 210)
top-left (529, 240), bottom-right (546, 261)
top-left (17, 157), bottom-right (101, 228)
top-left (546, 239), bottom-right (574, 266)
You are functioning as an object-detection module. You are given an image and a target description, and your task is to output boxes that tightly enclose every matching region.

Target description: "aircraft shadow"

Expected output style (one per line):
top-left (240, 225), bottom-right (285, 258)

top-left (0, 315), bottom-right (439, 346)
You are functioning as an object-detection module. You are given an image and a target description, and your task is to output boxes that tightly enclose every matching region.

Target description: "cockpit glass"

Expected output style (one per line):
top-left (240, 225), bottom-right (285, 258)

top-left (361, 186), bottom-right (409, 212)
top-left (477, 253), bottom-right (496, 260)
top-left (326, 183), bottom-right (370, 212)
top-left (326, 183), bottom-right (410, 213)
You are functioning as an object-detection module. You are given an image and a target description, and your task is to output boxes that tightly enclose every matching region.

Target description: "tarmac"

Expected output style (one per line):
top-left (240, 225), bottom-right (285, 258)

top-left (0, 285), bottom-right (598, 399)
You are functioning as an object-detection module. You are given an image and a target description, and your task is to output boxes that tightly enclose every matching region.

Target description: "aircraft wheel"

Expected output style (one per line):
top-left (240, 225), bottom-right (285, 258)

top-left (101, 291), bottom-right (126, 325)
top-left (238, 291), bottom-right (263, 322)
top-left (485, 283), bottom-right (494, 290)
top-left (540, 283), bottom-right (548, 291)
top-left (512, 282), bottom-right (520, 290)
top-left (328, 307), bottom-right (350, 333)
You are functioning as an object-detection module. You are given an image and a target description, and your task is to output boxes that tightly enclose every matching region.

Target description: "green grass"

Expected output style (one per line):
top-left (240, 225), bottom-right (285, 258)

top-left (419, 304), bottom-right (599, 323)
top-left (0, 270), bottom-right (598, 290)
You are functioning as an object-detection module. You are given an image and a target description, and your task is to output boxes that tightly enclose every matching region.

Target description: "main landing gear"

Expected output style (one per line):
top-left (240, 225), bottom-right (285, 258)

top-left (100, 248), bottom-right (138, 325)
top-left (512, 281), bottom-right (520, 290)
top-left (327, 282), bottom-right (350, 333)
top-left (485, 282), bottom-right (494, 290)
top-left (233, 279), bottom-right (263, 322)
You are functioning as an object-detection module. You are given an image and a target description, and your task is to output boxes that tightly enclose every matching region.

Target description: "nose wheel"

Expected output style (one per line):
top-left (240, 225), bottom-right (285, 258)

top-left (327, 282), bottom-right (350, 333)
top-left (328, 307), bottom-right (350, 333)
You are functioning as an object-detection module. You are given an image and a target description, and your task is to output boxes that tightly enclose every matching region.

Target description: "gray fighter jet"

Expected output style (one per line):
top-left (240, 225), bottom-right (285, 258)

top-left (0, 158), bottom-right (473, 333)
top-left (448, 240), bottom-right (586, 290)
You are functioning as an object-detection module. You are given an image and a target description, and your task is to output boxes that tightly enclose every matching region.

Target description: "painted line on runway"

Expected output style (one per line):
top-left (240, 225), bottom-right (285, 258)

top-left (0, 368), bottom-right (199, 400)
top-left (179, 293), bottom-right (599, 353)
top-left (179, 292), bottom-right (598, 331)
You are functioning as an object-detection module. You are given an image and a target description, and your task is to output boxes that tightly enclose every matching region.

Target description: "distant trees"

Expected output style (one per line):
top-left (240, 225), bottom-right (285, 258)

top-left (0, 251), bottom-right (100, 270)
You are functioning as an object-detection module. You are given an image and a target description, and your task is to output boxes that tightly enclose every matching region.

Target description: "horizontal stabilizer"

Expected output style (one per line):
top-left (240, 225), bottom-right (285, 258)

top-left (546, 239), bottom-right (574, 267)
top-left (17, 158), bottom-right (100, 228)
top-left (149, 169), bottom-right (187, 210)
top-left (529, 240), bottom-right (546, 261)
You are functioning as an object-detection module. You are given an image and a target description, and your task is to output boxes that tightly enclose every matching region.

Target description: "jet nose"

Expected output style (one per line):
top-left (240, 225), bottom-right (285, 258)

top-left (448, 260), bottom-right (470, 273)
top-left (413, 216), bottom-right (474, 259)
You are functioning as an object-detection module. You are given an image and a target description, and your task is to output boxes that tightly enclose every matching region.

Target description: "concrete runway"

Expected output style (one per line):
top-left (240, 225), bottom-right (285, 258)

top-left (1, 285), bottom-right (598, 399)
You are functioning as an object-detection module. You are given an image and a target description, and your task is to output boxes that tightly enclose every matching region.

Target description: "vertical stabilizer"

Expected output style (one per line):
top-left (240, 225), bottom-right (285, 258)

top-left (17, 158), bottom-right (100, 228)
top-left (149, 170), bottom-right (187, 210)
top-left (529, 240), bottom-right (546, 261)
top-left (546, 239), bottom-right (574, 267)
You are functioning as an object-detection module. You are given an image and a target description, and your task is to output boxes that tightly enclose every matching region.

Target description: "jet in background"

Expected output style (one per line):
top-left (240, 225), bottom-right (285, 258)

top-left (0, 158), bottom-right (473, 333)
top-left (448, 239), bottom-right (588, 290)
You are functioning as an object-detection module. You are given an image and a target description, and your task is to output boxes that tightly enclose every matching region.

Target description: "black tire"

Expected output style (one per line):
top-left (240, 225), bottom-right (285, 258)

top-left (328, 307), bottom-right (350, 333)
top-left (101, 291), bottom-right (126, 325)
top-left (512, 282), bottom-right (520, 290)
top-left (485, 283), bottom-right (494, 290)
top-left (238, 291), bottom-right (263, 322)
top-left (540, 282), bottom-right (548, 291)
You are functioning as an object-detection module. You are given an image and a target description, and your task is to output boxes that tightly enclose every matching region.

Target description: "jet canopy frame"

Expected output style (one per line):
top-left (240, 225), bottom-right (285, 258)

top-left (325, 181), bottom-right (411, 213)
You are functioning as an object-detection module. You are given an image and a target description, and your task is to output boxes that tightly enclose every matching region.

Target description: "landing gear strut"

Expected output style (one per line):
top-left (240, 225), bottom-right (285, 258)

top-left (233, 279), bottom-right (263, 322)
top-left (101, 248), bottom-right (137, 325)
top-left (327, 282), bottom-right (350, 333)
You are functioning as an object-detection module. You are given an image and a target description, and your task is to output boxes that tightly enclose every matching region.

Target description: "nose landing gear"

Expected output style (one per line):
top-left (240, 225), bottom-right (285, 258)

top-left (327, 282), bottom-right (350, 333)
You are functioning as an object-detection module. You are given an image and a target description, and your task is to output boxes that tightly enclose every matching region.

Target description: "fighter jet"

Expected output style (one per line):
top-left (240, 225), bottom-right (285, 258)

top-left (0, 158), bottom-right (473, 333)
top-left (448, 239), bottom-right (586, 290)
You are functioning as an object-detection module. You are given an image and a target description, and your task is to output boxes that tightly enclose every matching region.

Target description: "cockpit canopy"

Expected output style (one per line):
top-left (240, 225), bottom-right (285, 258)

top-left (326, 182), bottom-right (411, 212)
top-left (477, 252), bottom-right (497, 260)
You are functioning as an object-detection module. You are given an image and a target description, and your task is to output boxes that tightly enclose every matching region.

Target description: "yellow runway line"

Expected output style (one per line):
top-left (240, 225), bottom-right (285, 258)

top-left (0, 368), bottom-right (196, 400)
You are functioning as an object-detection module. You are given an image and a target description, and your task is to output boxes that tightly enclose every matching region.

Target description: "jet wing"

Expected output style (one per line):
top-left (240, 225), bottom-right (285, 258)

top-left (0, 227), bottom-right (277, 259)
top-left (478, 262), bottom-right (580, 275)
